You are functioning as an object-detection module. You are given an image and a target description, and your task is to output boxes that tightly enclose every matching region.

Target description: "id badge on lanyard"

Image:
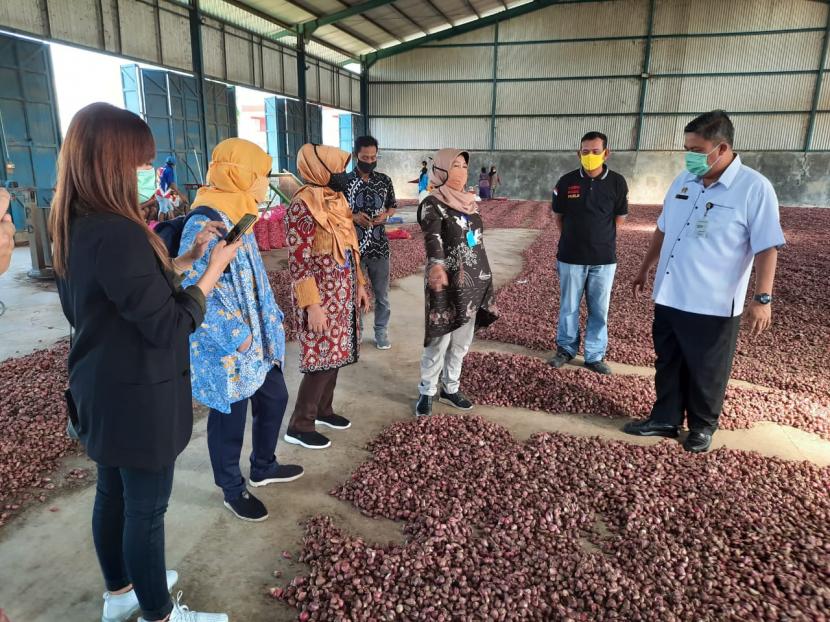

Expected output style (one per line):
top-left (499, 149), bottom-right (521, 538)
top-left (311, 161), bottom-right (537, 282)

top-left (464, 216), bottom-right (479, 247)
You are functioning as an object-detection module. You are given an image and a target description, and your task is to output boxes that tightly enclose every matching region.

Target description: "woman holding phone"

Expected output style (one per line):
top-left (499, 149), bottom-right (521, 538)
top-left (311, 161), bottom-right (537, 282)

top-left (51, 103), bottom-right (236, 622)
top-left (180, 138), bottom-right (302, 523)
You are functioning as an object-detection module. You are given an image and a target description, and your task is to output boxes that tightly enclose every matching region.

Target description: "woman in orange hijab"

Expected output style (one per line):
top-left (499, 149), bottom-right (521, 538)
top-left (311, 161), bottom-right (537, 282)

top-left (284, 144), bottom-right (370, 450)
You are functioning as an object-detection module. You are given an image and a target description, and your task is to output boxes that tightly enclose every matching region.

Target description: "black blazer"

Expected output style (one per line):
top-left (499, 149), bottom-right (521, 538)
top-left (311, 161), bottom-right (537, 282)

top-left (57, 212), bottom-right (205, 470)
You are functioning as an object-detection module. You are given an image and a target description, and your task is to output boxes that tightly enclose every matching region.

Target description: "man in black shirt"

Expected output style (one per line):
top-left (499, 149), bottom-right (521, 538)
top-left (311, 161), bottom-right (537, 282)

top-left (345, 135), bottom-right (397, 350)
top-left (549, 131), bottom-right (628, 374)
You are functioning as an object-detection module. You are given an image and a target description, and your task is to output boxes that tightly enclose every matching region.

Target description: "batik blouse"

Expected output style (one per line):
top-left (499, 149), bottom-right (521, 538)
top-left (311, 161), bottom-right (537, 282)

top-left (180, 211), bottom-right (286, 413)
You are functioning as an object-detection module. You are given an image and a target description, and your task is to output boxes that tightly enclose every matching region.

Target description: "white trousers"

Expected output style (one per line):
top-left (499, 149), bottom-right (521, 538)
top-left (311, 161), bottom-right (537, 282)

top-left (418, 320), bottom-right (476, 396)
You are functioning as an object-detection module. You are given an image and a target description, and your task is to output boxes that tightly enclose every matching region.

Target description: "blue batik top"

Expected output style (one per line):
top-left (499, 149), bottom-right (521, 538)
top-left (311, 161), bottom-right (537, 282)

top-left (180, 212), bottom-right (286, 413)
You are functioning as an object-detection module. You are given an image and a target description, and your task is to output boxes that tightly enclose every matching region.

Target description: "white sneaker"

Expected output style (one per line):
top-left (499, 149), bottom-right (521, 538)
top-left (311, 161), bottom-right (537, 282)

top-left (138, 591), bottom-right (229, 622)
top-left (102, 570), bottom-right (178, 622)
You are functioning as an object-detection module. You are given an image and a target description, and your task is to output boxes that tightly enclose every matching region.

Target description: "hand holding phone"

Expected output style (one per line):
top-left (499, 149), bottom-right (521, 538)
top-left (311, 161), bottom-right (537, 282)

top-left (224, 213), bottom-right (257, 244)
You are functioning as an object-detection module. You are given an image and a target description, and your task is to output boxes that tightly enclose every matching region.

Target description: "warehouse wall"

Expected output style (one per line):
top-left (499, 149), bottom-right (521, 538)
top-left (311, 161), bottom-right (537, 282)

top-left (0, 0), bottom-right (360, 112)
top-left (368, 0), bottom-right (830, 155)
top-left (377, 150), bottom-right (830, 207)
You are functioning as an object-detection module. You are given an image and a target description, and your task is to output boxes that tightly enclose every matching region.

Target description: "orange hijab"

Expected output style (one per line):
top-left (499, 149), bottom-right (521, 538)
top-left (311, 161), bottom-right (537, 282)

top-left (191, 138), bottom-right (272, 224)
top-left (293, 144), bottom-right (357, 266)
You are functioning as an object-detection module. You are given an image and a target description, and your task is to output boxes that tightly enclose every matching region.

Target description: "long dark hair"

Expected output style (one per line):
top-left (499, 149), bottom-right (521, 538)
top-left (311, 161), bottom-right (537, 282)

top-left (50, 103), bottom-right (170, 275)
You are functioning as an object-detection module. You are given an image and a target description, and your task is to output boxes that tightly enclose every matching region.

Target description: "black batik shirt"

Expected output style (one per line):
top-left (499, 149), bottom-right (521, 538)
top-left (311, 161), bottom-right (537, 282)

top-left (345, 170), bottom-right (397, 259)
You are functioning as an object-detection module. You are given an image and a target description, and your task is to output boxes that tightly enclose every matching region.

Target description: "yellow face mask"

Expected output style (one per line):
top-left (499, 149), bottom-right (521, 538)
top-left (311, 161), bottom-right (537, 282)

top-left (580, 152), bottom-right (605, 172)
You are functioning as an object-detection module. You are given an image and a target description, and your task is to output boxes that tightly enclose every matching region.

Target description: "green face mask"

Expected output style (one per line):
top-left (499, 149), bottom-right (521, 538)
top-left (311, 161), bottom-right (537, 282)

top-left (137, 168), bottom-right (156, 203)
top-left (684, 144), bottom-right (722, 177)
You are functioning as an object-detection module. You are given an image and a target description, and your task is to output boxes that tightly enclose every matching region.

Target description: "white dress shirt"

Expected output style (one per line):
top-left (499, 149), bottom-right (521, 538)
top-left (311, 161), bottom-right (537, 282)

top-left (653, 155), bottom-right (786, 317)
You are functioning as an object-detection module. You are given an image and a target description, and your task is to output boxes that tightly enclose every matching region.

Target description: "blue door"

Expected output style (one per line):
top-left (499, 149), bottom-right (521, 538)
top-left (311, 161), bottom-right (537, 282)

top-left (0, 33), bottom-right (61, 230)
top-left (121, 65), bottom-right (237, 200)
top-left (339, 114), bottom-right (358, 171)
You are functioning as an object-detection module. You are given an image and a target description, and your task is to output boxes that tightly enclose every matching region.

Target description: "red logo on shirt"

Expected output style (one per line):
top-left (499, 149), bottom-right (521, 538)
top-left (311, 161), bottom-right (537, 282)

top-left (567, 184), bottom-right (580, 199)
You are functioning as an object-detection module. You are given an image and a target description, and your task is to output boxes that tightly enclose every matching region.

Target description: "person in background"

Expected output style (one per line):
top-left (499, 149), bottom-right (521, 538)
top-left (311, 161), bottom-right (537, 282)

top-left (137, 165), bottom-right (158, 223)
top-left (180, 138), bottom-right (303, 522)
top-left (156, 156), bottom-right (186, 221)
top-left (625, 110), bottom-right (785, 453)
top-left (418, 160), bottom-right (430, 193)
top-left (50, 102), bottom-right (235, 622)
top-left (346, 135), bottom-right (397, 350)
top-left (0, 188), bottom-right (14, 275)
top-left (488, 165), bottom-right (502, 197)
top-left (284, 144), bottom-right (370, 450)
top-left (415, 149), bottom-right (499, 417)
top-left (548, 131), bottom-right (628, 376)
top-left (478, 167), bottom-right (491, 200)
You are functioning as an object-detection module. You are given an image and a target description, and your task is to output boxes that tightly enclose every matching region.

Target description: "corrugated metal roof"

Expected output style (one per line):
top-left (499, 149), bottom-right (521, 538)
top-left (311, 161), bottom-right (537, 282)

top-left (211, 0), bottom-right (571, 67)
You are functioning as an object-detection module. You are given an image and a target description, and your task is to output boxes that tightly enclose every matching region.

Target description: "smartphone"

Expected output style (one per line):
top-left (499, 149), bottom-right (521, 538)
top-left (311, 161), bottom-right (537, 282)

top-left (224, 213), bottom-right (257, 243)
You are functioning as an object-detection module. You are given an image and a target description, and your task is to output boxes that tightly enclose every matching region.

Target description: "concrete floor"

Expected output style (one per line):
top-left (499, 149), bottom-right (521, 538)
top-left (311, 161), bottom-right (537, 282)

top-left (0, 227), bottom-right (828, 622)
top-left (0, 247), bottom-right (68, 360)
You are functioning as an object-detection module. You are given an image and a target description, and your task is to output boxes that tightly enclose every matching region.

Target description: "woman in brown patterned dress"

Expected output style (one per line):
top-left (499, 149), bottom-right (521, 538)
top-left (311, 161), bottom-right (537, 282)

top-left (284, 143), bottom-right (370, 449)
top-left (415, 149), bottom-right (499, 417)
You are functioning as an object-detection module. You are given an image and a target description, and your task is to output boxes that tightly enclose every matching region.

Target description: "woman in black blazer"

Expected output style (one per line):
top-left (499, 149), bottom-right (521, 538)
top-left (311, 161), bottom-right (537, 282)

top-left (51, 103), bottom-right (239, 622)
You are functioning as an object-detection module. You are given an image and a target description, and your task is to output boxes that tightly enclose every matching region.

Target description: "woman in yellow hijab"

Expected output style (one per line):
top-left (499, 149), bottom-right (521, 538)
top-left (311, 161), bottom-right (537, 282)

top-left (284, 143), bottom-right (369, 450)
top-left (181, 138), bottom-right (303, 522)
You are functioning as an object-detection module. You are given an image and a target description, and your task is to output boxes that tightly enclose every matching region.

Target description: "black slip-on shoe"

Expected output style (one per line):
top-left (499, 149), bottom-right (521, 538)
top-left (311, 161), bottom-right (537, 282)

top-left (284, 430), bottom-right (331, 449)
top-left (223, 491), bottom-right (268, 522)
top-left (316, 413), bottom-right (352, 430)
top-left (249, 464), bottom-right (305, 487)
top-left (439, 389), bottom-right (474, 411)
top-left (415, 394), bottom-right (433, 417)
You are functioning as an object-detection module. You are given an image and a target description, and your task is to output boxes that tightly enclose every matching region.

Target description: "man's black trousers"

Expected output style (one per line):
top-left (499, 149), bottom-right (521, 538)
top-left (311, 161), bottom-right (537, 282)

top-left (649, 304), bottom-right (741, 434)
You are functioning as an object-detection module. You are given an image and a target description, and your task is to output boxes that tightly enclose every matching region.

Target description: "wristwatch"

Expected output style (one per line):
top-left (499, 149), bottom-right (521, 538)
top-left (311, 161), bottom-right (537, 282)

top-left (753, 293), bottom-right (772, 304)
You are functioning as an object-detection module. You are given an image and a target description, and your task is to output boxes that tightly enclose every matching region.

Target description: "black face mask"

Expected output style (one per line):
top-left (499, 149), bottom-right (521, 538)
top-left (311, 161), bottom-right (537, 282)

top-left (312, 144), bottom-right (350, 193)
top-left (327, 171), bottom-right (350, 193)
top-left (356, 160), bottom-right (377, 174)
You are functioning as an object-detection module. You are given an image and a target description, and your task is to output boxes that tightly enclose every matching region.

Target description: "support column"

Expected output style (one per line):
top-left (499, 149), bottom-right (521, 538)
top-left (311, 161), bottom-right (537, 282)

top-left (360, 61), bottom-right (370, 135)
top-left (189, 0), bottom-right (209, 178)
top-left (634, 0), bottom-right (655, 152)
top-left (297, 27), bottom-right (308, 144)
top-left (489, 23), bottom-right (499, 152)
top-left (805, 8), bottom-right (830, 151)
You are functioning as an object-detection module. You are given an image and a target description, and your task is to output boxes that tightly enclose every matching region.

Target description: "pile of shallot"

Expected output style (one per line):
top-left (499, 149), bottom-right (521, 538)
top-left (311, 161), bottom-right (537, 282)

top-left (272, 415), bottom-right (829, 621)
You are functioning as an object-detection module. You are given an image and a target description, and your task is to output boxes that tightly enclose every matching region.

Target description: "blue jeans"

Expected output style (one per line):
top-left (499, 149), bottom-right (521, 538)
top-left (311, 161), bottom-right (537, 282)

top-left (93, 462), bottom-right (175, 621)
top-left (207, 365), bottom-right (288, 502)
top-left (556, 261), bottom-right (617, 363)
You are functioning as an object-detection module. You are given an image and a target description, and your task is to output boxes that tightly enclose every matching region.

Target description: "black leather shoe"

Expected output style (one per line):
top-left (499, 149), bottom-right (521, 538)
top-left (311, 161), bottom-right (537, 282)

top-left (622, 418), bottom-right (679, 438)
top-left (683, 431), bottom-right (712, 453)
top-left (547, 349), bottom-right (573, 369)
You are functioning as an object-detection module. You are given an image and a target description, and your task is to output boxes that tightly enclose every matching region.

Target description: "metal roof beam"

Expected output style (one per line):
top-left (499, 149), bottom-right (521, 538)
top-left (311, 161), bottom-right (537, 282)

top-left (389, 4), bottom-right (428, 35)
top-left (363, 0), bottom-right (611, 64)
top-left (315, 0), bottom-right (402, 30)
top-left (423, 0), bottom-right (455, 26)
top-left (220, 0), bottom-right (364, 59)
top-left (274, 0), bottom-right (403, 38)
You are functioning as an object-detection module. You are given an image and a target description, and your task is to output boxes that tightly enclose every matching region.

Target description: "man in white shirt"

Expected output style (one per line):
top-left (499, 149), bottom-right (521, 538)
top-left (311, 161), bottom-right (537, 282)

top-left (624, 110), bottom-right (785, 452)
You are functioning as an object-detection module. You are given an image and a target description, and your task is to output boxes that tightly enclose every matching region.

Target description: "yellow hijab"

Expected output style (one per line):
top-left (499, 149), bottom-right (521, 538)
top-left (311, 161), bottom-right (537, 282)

top-left (191, 138), bottom-right (272, 224)
top-left (293, 144), bottom-right (357, 266)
